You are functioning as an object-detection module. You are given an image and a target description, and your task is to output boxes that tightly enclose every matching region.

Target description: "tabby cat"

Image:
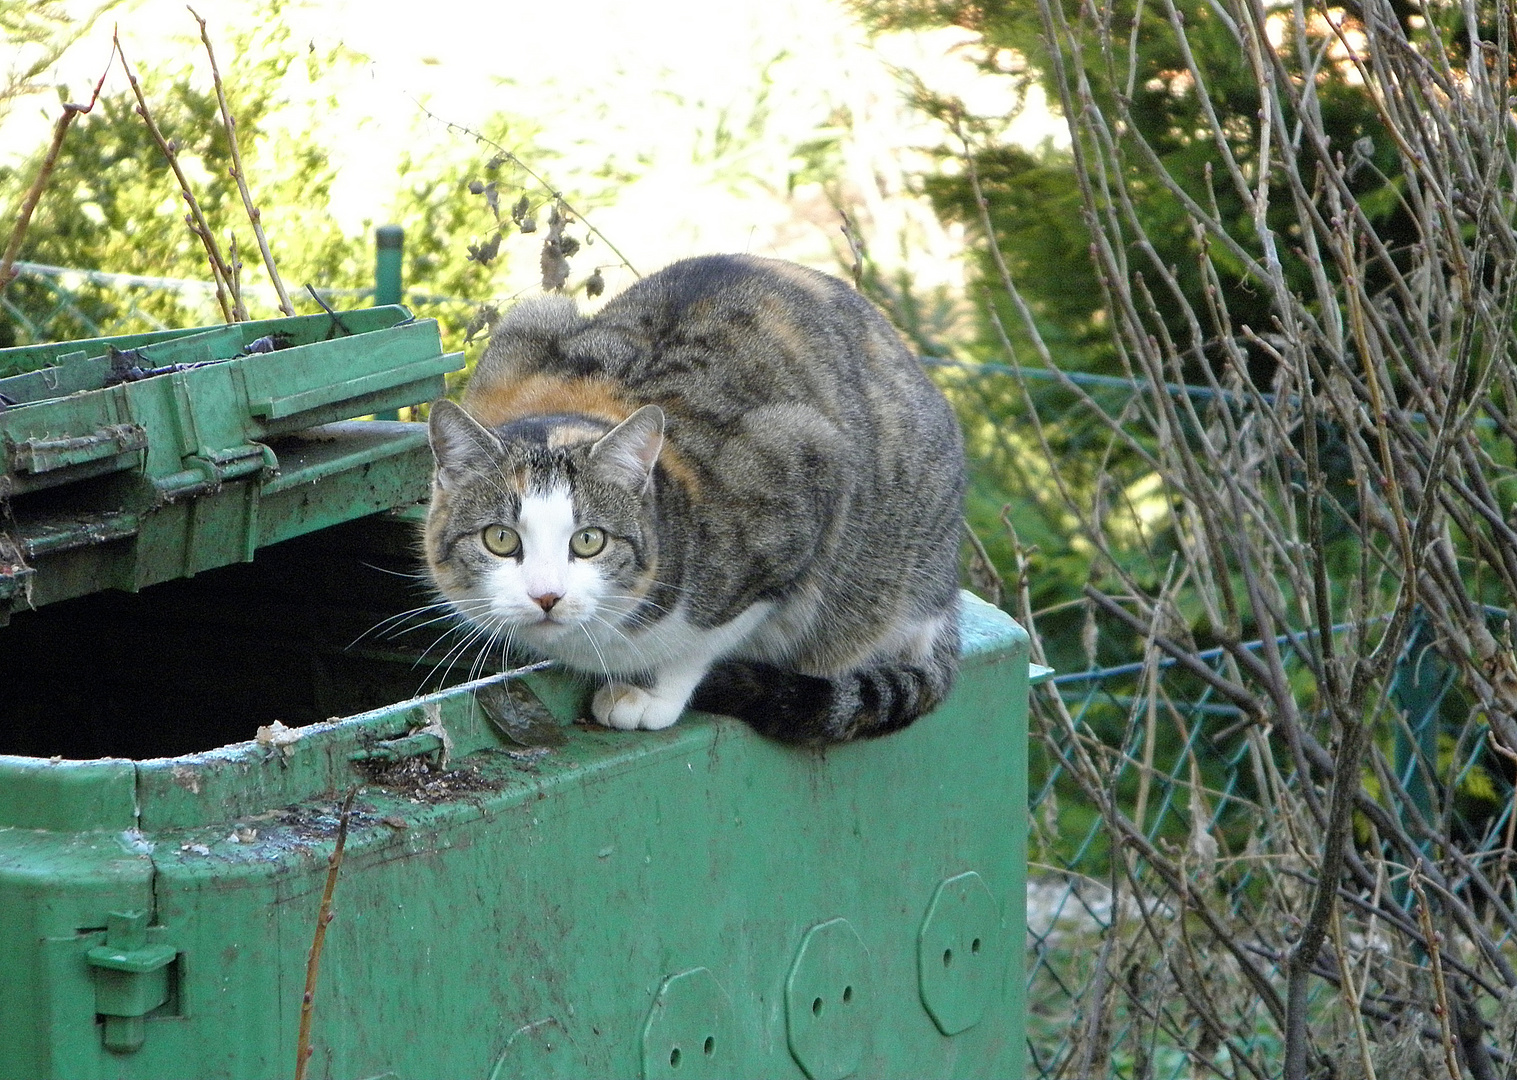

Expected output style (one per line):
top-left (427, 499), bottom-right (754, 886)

top-left (424, 254), bottom-right (964, 743)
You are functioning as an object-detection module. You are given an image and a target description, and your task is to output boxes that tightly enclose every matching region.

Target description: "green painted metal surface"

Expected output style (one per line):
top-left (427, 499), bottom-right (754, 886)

top-left (0, 515), bottom-right (1030, 1079)
top-left (0, 308), bottom-right (461, 619)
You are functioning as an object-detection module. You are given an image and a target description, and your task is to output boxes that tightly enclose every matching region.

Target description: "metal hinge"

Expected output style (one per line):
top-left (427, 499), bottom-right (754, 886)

top-left (84, 910), bottom-right (178, 1053)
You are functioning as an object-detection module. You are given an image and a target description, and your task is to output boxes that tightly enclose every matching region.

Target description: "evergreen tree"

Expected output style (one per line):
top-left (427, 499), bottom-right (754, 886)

top-left (853, 0), bottom-right (1414, 668)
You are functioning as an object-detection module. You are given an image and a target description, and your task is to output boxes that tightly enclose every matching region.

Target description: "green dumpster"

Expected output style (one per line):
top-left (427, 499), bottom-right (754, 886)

top-left (0, 320), bottom-right (1031, 1079)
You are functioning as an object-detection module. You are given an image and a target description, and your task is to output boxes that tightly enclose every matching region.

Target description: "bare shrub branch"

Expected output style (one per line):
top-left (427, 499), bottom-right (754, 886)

top-left (1000, 0), bottom-right (1517, 1072)
top-left (0, 44), bottom-right (112, 293)
top-left (115, 30), bottom-right (242, 321)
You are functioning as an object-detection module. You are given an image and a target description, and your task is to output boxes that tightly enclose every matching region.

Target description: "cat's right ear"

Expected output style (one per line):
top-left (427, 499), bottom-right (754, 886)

top-left (428, 400), bottom-right (502, 490)
top-left (588, 404), bottom-right (664, 494)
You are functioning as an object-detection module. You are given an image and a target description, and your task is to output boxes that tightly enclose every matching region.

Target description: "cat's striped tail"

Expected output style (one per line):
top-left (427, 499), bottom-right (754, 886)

top-left (690, 647), bottom-right (957, 744)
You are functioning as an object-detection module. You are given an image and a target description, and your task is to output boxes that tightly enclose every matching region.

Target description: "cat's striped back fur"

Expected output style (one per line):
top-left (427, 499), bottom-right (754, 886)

top-left (425, 254), bottom-right (964, 742)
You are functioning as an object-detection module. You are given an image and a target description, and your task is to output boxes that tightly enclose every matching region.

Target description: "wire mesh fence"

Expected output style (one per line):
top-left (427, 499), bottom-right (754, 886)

top-left (1022, 615), bottom-right (1517, 1079)
top-left (0, 259), bottom-right (481, 353)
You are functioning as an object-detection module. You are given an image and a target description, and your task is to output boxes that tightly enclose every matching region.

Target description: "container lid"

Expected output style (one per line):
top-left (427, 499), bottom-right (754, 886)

top-left (0, 307), bottom-right (461, 618)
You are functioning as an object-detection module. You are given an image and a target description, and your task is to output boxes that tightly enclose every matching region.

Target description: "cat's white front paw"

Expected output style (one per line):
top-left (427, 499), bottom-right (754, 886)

top-left (592, 683), bottom-right (685, 731)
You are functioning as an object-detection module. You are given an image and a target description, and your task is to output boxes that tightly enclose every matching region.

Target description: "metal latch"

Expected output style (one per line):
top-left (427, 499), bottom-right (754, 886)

top-left (85, 910), bottom-right (177, 1053)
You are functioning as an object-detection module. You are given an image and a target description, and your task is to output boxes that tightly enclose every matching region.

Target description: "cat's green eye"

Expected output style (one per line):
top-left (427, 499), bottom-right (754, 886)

top-left (481, 524), bottom-right (521, 557)
top-left (570, 527), bottom-right (607, 558)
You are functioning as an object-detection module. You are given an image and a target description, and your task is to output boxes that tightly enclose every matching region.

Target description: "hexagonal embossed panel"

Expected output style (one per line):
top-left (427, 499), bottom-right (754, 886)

top-left (785, 918), bottom-right (872, 1080)
top-left (918, 871), bottom-right (1005, 1036)
top-left (641, 967), bottom-right (736, 1080)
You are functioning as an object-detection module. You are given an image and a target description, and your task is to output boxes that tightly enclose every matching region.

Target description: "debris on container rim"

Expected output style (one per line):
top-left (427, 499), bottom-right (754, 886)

top-left (414, 702), bottom-right (454, 766)
top-left (504, 745), bottom-right (552, 761)
top-left (357, 754), bottom-right (498, 802)
top-left (170, 764), bottom-right (202, 794)
top-left (256, 719), bottom-right (303, 755)
top-left (475, 678), bottom-right (566, 749)
top-left (102, 343), bottom-right (229, 386)
top-left (239, 332), bottom-right (293, 355)
top-left (119, 829), bottom-right (155, 855)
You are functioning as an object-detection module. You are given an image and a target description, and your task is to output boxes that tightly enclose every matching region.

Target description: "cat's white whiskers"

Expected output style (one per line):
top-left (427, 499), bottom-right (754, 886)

top-left (447, 620), bottom-right (503, 688)
top-left (577, 622), bottom-right (615, 684)
top-left (385, 610), bottom-right (483, 642)
top-left (585, 612), bottom-right (646, 659)
top-left (360, 561), bottom-right (434, 581)
top-left (471, 617), bottom-right (521, 685)
top-left (467, 636), bottom-right (495, 685)
top-left (366, 599), bottom-right (495, 645)
top-left (361, 613), bottom-right (477, 674)
top-left (422, 619), bottom-right (485, 673)
top-left (351, 598), bottom-right (470, 648)
top-left (350, 591), bottom-right (488, 640)
top-left (422, 619), bottom-right (495, 693)
top-left (495, 626), bottom-right (519, 677)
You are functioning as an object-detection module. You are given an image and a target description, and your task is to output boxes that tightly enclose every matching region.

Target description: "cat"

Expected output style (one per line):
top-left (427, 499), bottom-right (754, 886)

top-left (424, 254), bottom-right (965, 743)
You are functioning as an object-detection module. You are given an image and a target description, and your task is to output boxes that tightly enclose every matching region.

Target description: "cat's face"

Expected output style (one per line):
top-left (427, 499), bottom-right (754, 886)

top-left (424, 401), bottom-right (664, 652)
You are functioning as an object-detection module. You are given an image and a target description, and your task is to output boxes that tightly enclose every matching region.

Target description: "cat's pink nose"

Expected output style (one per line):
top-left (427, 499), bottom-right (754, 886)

top-left (532, 592), bottom-right (562, 613)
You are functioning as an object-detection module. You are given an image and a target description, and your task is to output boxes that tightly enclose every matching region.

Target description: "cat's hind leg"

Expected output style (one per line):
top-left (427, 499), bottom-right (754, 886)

top-left (691, 613), bottom-right (960, 743)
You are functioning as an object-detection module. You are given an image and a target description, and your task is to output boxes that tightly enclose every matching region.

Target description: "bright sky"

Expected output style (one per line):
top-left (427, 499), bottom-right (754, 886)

top-left (8, 0), bottom-right (1064, 300)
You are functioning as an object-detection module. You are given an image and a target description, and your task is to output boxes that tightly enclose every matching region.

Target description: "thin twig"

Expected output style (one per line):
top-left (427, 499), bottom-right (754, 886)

top-left (1410, 870), bottom-right (1462, 1080)
top-left (1329, 896), bottom-right (1378, 1080)
top-left (0, 45), bottom-right (113, 293)
top-left (115, 31), bottom-right (241, 321)
top-left (189, 6), bottom-right (293, 316)
top-left (411, 99), bottom-right (640, 278)
top-left (303, 283), bottom-right (356, 336)
top-left (839, 210), bottom-right (866, 290)
top-left (294, 787), bottom-right (357, 1080)
top-left (962, 516), bottom-right (1004, 607)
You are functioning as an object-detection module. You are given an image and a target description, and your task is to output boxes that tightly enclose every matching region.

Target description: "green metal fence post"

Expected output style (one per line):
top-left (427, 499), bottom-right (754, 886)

top-left (373, 225), bottom-right (404, 421)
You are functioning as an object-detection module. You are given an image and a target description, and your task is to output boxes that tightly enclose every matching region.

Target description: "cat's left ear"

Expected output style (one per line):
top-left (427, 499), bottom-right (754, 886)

top-left (589, 405), bottom-right (664, 494)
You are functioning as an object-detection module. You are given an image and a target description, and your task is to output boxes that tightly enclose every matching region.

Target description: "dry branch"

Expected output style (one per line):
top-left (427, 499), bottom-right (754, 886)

top-left (294, 787), bottom-right (357, 1080)
top-left (411, 99), bottom-right (641, 280)
top-left (115, 31), bottom-right (242, 321)
top-left (0, 47), bottom-right (113, 294)
top-left (1002, 0), bottom-right (1517, 1071)
top-left (189, 7), bottom-right (293, 316)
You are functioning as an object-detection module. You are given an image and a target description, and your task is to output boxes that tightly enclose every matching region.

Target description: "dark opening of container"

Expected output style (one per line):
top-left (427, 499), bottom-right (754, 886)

top-left (0, 513), bottom-right (494, 760)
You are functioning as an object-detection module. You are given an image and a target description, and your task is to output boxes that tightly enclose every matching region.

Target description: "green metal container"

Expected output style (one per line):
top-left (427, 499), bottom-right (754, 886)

top-left (0, 512), bottom-right (1032, 1080)
top-left (0, 308), bottom-right (461, 620)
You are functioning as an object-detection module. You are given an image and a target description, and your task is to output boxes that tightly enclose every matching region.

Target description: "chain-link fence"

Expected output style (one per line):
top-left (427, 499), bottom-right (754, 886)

top-left (1022, 613), bottom-right (1517, 1078)
top-left (0, 259), bottom-right (481, 353)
